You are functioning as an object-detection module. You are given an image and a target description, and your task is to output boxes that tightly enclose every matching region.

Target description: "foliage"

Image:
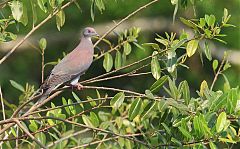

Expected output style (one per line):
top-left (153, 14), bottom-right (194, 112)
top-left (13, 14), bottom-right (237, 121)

top-left (0, 0), bottom-right (239, 149)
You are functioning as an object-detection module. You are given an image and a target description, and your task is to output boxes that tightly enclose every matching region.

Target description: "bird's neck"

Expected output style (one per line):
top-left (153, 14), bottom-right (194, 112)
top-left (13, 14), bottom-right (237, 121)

top-left (80, 36), bottom-right (92, 44)
top-left (77, 36), bottom-right (94, 53)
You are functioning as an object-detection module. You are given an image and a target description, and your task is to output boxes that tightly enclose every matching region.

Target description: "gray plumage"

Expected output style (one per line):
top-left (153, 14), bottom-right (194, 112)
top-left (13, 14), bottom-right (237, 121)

top-left (37, 27), bottom-right (98, 103)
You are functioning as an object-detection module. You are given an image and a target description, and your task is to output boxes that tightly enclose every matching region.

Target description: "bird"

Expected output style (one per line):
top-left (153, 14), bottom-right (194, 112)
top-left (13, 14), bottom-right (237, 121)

top-left (37, 27), bottom-right (98, 104)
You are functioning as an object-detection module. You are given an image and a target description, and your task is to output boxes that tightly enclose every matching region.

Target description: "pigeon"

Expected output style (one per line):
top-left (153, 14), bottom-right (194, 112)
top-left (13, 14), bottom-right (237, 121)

top-left (38, 27), bottom-right (98, 103)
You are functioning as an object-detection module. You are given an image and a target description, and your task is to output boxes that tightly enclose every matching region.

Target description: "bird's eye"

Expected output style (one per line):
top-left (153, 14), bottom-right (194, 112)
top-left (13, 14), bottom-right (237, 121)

top-left (88, 30), bottom-right (91, 33)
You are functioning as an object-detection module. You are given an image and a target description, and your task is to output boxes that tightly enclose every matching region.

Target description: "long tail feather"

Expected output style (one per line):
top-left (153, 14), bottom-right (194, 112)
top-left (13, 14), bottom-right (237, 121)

top-left (27, 87), bottom-right (55, 113)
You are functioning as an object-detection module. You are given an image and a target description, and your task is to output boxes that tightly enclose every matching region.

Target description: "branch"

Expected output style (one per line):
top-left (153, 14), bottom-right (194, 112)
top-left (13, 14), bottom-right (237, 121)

top-left (0, 0), bottom-right (10, 8)
top-left (0, 86), bottom-right (6, 121)
top-left (0, 0), bottom-right (78, 64)
top-left (81, 49), bottom-right (168, 84)
top-left (18, 116), bottom-right (152, 148)
top-left (14, 120), bottom-right (47, 149)
top-left (94, 0), bottom-right (160, 47)
top-left (210, 53), bottom-right (227, 90)
top-left (47, 129), bottom-right (90, 147)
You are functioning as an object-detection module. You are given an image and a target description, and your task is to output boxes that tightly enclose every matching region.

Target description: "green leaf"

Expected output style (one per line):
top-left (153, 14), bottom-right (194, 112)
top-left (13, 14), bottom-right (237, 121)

top-left (30, 1), bottom-right (37, 24)
top-left (216, 112), bottom-right (227, 133)
top-left (103, 52), bottom-right (113, 72)
top-left (72, 91), bottom-right (82, 104)
top-left (199, 18), bottom-right (205, 28)
top-left (150, 75), bottom-right (168, 93)
top-left (186, 40), bottom-right (199, 57)
top-left (142, 43), bottom-right (160, 50)
top-left (223, 62), bottom-right (231, 71)
top-left (178, 126), bottom-right (192, 139)
top-left (200, 80), bottom-right (209, 97)
top-left (56, 10), bottom-right (65, 31)
top-left (212, 59), bottom-right (218, 72)
top-left (19, 0), bottom-right (28, 26)
top-left (114, 51), bottom-right (122, 69)
top-left (123, 42), bottom-right (132, 55)
top-left (35, 132), bottom-right (46, 145)
top-left (168, 78), bottom-right (179, 99)
top-left (11, 127), bottom-right (17, 137)
top-left (205, 29), bottom-right (212, 38)
top-left (128, 98), bottom-right (142, 120)
top-left (98, 111), bottom-right (110, 121)
top-left (95, 0), bottom-right (105, 13)
top-left (133, 42), bottom-right (145, 50)
top-left (213, 38), bottom-right (227, 44)
top-left (180, 17), bottom-right (198, 29)
top-left (122, 52), bottom-right (126, 66)
top-left (161, 123), bottom-right (171, 135)
top-left (207, 15), bottom-right (216, 27)
top-left (204, 41), bottom-right (212, 60)
top-left (39, 38), bottom-right (47, 50)
top-left (151, 51), bottom-right (161, 80)
top-left (82, 114), bottom-right (94, 127)
top-left (110, 92), bottom-right (125, 110)
top-left (141, 101), bottom-right (157, 120)
top-left (37, 0), bottom-right (48, 13)
top-left (62, 97), bottom-right (70, 115)
top-left (87, 96), bottom-right (96, 107)
top-left (145, 90), bottom-right (155, 100)
top-left (171, 38), bottom-right (188, 51)
top-left (209, 142), bottom-right (217, 149)
top-left (179, 81), bottom-right (190, 105)
top-left (49, 0), bottom-right (56, 8)
top-left (56, 0), bottom-right (64, 6)
top-left (227, 88), bottom-right (238, 114)
top-left (171, 137), bottom-right (182, 146)
top-left (10, 80), bottom-right (25, 92)
top-left (155, 38), bottom-right (168, 46)
top-left (68, 99), bottom-right (76, 115)
top-left (9, 1), bottom-right (23, 21)
top-left (29, 120), bottom-right (38, 132)
top-left (90, 112), bottom-right (99, 127)
top-left (90, 0), bottom-right (95, 21)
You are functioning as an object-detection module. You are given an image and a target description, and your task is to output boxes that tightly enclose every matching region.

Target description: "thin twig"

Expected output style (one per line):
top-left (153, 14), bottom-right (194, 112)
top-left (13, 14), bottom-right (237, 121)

top-left (14, 120), bottom-right (47, 149)
top-left (84, 63), bottom-right (151, 84)
top-left (47, 129), bottom-right (90, 147)
top-left (0, 0), bottom-right (78, 64)
top-left (41, 47), bottom-right (45, 85)
top-left (94, 40), bottom-right (128, 61)
top-left (17, 116), bottom-right (151, 148)
top-left (210, 54), bottom-right (227, 90)
top-left (0, 86), bottom-right (6, 121)
top-left (94, 0), bottom-right (160, 47)
top-left (0, 0), bottom-right (10, 8)
top-left (81, 49), bottom-right (168, 84)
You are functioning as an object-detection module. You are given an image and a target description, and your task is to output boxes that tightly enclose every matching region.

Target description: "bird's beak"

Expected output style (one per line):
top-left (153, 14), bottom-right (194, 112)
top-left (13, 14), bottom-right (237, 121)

top-left (94, 33), bottom-right (100, 37)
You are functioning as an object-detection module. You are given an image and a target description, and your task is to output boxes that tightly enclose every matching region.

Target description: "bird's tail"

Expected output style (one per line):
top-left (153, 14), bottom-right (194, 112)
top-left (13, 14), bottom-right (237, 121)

top-left (35, 86), bottom-right (55, 105)
top-left (27, 87), bottom-right (55, 113)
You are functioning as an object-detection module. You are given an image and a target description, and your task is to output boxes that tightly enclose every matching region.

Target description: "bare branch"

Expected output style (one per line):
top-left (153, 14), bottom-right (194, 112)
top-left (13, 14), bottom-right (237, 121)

top-left (0, 0), bottom-right (78, 64)
top-left (14, 120), bottom-right (47, 149)
top-left (94, 0), bottom-right (160, 47)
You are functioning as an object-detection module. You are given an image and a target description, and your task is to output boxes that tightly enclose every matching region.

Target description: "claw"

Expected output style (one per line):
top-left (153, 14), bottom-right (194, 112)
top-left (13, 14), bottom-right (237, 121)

top-left (72, 83), bottom-right (84, 91)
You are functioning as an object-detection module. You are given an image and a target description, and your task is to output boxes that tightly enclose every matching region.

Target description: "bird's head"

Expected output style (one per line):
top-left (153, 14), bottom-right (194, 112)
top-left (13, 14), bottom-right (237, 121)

top-left (83, 27), bottom-right (99, 38)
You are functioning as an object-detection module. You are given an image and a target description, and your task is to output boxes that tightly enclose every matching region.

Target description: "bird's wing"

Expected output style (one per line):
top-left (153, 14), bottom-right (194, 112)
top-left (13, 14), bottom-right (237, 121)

top-left (41, 73), bottom-right (73, 89)
top-left (51, 48), bottom-right (92, 76)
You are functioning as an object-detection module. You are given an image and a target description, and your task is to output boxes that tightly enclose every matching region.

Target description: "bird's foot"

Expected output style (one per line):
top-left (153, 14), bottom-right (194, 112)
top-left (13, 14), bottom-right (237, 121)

top-left (72, 83), bottom-right (84, 91)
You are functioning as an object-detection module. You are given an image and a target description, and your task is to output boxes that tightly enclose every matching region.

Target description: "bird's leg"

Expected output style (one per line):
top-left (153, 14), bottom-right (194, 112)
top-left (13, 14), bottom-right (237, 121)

top-left (71, 83), bottom-right (84, 91)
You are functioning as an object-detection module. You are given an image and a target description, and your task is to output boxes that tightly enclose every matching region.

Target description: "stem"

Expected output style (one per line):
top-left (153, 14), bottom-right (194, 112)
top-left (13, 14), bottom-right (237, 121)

top-left (14, 120), bottom-right (47, 149)
top-left (94, 0), bottom-right (160, 47)
top-left (0, 0), bottom-right (78, 64)
top-left (210, 54), bottom-right (227, 90)
top-left (41, 47), bottom-right (45, 85)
